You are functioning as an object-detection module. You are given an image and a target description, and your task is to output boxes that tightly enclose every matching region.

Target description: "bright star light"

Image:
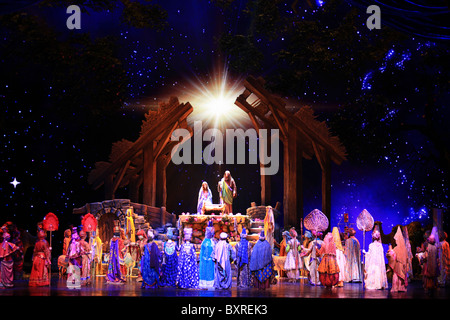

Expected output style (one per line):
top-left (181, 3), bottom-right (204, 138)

top-left (10, 177), bottom-right (20, 188)
top-left (178, 64), bottom-right (251, 129)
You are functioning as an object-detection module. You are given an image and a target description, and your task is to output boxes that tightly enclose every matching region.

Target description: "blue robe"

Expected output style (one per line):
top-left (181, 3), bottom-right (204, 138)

top-left (160, 240), bottom-right (178, 287)
top-left (213, 240), bottom-right (235, 289)
top-left (235, 239), bottom-right (252, 288)
top-left (197, 187), bottom-right (213, 214)
top-left (141, 242), bottom-right (161, 288)
top-left (106, 237), bottom-right (124, 283)
top-left (199, 237), bottom-right (215, 288)
top-left (249, 239), bottom-right (273, 285)
top-left (177, 241), bottom-right (199, 289)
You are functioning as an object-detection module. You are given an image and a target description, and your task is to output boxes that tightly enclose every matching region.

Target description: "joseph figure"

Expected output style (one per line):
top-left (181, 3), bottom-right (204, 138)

top-left (218, 170), bottom-right (237, 214)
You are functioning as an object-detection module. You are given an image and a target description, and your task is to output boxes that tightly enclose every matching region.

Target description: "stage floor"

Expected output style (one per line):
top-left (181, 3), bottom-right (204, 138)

top-left (1, 275), bottom-right (448, 299)
top-left (1, 276), bottom-right (448, 317)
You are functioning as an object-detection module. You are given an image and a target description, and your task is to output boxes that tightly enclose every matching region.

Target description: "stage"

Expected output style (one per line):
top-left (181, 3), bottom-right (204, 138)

top-left (2, 277), bottom-right (449, 299)
top-left (1, 275), bottom-right (448, 317)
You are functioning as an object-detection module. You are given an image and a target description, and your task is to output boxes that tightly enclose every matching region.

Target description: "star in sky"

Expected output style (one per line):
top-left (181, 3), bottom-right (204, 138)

top-left (10, 177), bottom-right (21, 189)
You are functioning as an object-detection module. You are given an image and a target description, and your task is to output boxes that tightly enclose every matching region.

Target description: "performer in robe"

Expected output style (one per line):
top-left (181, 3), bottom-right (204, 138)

top-left (440, 232), bottom-right (450, 286)
top-left (274, 231), bottom-right (289, 278)
top-left (141, 230), bottom-right (161, 288)
top-left (218, 170), bottom-right (237, 214)
top-left (418, 227), bottom-right (440, 294)
top-left (332, 227), bottom-right (346, 287)
top-left (28, 230), bottom-right (51, 287)
top-left (91, 228), bottom-right (103, 277)
top-left (79, 230), bottom-right (91, 286)
top-left (135, 229), bottom-right (147, 282)
top-left (62, 228), bottom-right (71, 256)
top-left (300, 231), bottom-right (313, 280)
top-left (67, 227), bottom-right (82, 289)
top-left (106, 226), bottom-right (125, 284)
top-left (213, 232), bottom-right (236, 290)
top-left (197, 181), bottom-right (213, 214)
top-left (125, 209), bottom-right (136, 243)
top-left (2, 222), bottom-right (24, 281)
top-left (177, 228), bottom-right (199, 289)
top-left (0, 230), bottom-right (18, 288)
top-left (160, 228), bottom-right (178, 287)
top-left (402, 226), bottom-right (414, 280)
top-left (387, 226), bottom-right (408, 292)
top-left (199, 221), bottom-right (215, 289)
top-left (264, 206), bottom-right (275, 251)
top-left (317, 232), bottom-right (340, 288)
top-left (302, 231), bottom-right (323, 286)
top-left (344, 228), bottom-right (362, 283)
top-left (284, 228), bottom-right (301, 282)
top-left (363, 230), bottom-right (388, 290)
top-left (119, 228), bottom-right (130, 276)
top-left (250, 230), bottom-right (274, 290)
top-left (235, 228), bottom-right (253, 288)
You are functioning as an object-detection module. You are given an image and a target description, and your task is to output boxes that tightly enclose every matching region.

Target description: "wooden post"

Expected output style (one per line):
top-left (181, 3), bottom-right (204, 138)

top-left (156, 157), bottom-right (167, 207)
top-left (296, 142), bottom-right (303, 229)
top-left (283, 123), bottom-right (298, 228)
top-left (143, 142), bottom-right (156, 206)
top-left (259, 131), bottom-right (271, 206)
top-left (128, 175), bottom-right (140, 203)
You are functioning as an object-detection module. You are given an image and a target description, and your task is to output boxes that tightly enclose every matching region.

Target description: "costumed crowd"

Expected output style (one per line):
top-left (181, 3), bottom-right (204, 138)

top-left (0, 217), bottom-right (449, 295)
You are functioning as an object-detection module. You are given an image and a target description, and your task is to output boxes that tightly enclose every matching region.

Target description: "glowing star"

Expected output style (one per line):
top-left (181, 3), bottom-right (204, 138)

top-left (177, 63), bottom-right (250, 129)
top-left (10, 178), bottom-right (20, 188)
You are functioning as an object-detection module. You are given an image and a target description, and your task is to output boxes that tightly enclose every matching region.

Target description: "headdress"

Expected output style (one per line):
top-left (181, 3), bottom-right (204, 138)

top-left (184, 227), bottom-right (193, 241)
top-left (259, 230), bottom-right (265, 240)
top-left (332, 227), bottom-right (343, 251)
top-left (37, 230), bottom-right (46, 240)
top-left (241, 227), bottom-right (248, 238)
top-left (220, 232), bottom-right (228, 240)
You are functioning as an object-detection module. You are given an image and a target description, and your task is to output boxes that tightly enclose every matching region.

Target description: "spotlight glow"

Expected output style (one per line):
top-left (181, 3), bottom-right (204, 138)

top-left (179, 65), bottom-right (250, 128)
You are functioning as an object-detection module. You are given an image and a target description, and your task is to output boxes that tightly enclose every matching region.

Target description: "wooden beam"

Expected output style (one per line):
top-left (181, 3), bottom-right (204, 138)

top-left (235, 95), bottom-right (278, 130)
top-left (91, 102), bottom-right (193, 188)
top-left (244, 76), bottom-right (346, 164)
top-left (266, 103), bottom-right (287, 139)
top-left (153, 121), bottom-right (179, 161)
top-left (283, 123), bottom-right (299, 228)
top-left (111, 160), bottom-right (131, 194)
top-left (143, 141), bottom-right (157, 206)
top-left (156, 157), bottom-right (167, 208)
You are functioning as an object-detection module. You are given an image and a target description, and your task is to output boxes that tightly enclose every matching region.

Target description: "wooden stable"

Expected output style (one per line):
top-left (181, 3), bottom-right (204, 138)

top-left (234, 76), bottom-right (347, 229)
top-left (88, 97), bottom-right (193, 207)
top-left (87, 79), bottom-right (346, 231)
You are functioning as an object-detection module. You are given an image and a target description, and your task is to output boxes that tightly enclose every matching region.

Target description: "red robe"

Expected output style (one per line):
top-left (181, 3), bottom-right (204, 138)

top-left (29, 239), bottom-right (51, 287)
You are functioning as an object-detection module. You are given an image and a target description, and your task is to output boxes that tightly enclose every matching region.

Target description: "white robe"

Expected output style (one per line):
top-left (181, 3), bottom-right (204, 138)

top-left (364, 241), bottom-right (388, 290)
